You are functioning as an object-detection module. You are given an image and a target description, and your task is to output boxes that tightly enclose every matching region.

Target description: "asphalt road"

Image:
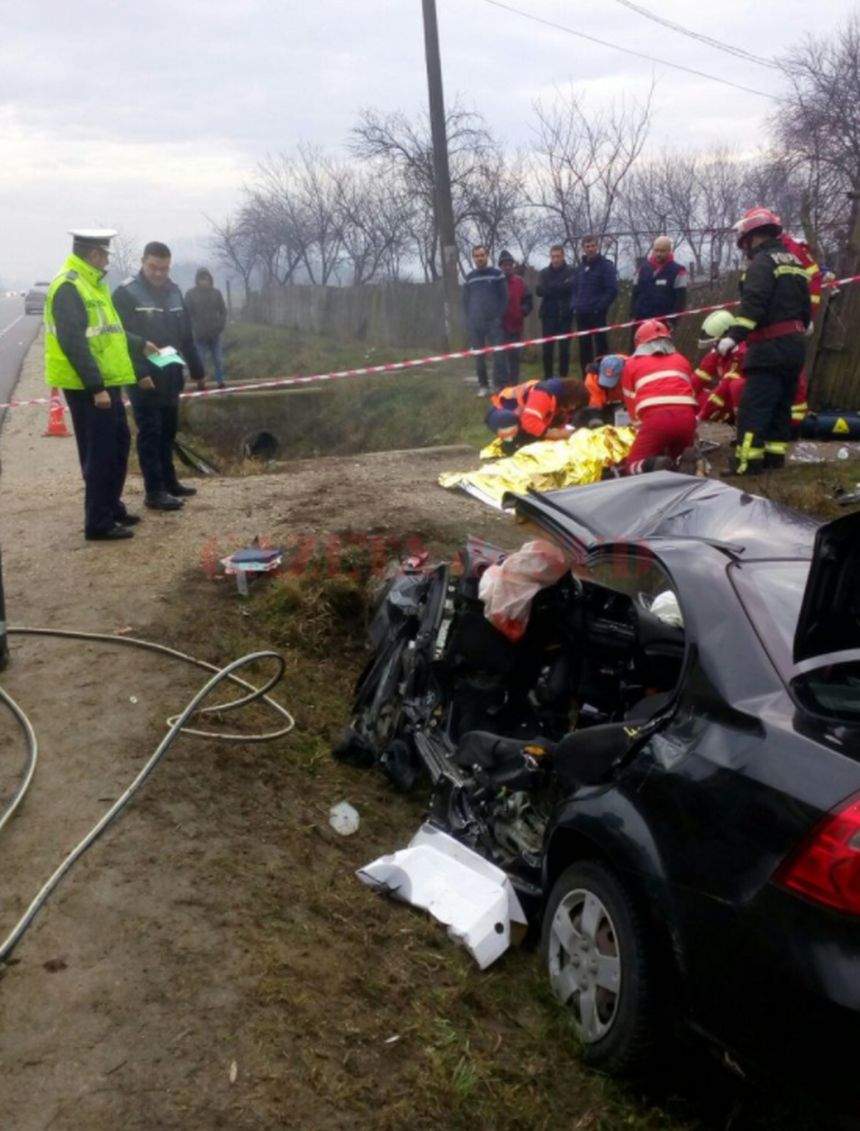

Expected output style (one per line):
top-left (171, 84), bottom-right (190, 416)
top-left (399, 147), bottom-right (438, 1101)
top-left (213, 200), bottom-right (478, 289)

top-left (0, 296), bottom-right (42, 429)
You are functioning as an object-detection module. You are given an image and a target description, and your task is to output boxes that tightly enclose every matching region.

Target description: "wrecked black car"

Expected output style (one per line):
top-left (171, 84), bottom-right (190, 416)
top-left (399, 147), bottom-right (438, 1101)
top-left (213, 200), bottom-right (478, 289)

top-left (334, 473), bottom-right (860, 1094)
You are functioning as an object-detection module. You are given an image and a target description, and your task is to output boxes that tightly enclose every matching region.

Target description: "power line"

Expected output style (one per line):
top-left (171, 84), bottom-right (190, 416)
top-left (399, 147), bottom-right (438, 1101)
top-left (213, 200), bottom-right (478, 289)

top-left (481, 0), bottom-right (782, 102)
top-left (614, 0), bottom-right (782, 71)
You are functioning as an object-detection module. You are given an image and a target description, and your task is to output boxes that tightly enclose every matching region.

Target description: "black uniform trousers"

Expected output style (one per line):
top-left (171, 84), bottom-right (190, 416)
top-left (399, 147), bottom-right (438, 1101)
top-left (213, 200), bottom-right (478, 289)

top-left (541, 313), bottom-right (572, 378)
top-left (575, 312), bottom-right (610, 373)
top-left (64, 387), bottom-right (131, 535)
top-left (735, 363), bottom-right (803, 468)
top-left (127, 385), bottom-right (180, 496)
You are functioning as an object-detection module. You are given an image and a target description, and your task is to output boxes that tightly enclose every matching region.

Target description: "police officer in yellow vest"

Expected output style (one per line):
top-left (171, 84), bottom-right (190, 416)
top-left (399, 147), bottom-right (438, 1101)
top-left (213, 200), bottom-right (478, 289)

top-left (44, 229), bottom-right (155, 541)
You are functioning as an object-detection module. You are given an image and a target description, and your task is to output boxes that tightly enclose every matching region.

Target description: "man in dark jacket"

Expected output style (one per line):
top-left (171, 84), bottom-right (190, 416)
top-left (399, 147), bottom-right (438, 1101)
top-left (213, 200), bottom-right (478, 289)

top-left (498, 250), bottom-right (533, 381)
top-left (631, 236), bottom-right (688, 325)
top-left (185, 268), bottom-right (228, 387)
top-left (461, 245), bottom-right (508, 396)
top-left (717, 207), bottom-right (811, 475)
top-left (113, 241), bottom-right (205, 510)
top-left (536, 245), bottom-right (575, 379)
top-left (570, 235), bottom-right (618, 373)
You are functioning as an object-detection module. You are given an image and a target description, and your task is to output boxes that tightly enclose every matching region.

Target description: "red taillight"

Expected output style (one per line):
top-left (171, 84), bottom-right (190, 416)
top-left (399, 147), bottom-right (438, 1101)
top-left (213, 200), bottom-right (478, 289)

top-left (774, 795), bottom-right (860, 915)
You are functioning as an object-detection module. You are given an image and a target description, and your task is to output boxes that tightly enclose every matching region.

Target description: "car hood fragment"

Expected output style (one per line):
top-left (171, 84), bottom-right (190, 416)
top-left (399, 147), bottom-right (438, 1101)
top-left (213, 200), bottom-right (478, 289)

top-left (357, 823), bottom-right (528, 969)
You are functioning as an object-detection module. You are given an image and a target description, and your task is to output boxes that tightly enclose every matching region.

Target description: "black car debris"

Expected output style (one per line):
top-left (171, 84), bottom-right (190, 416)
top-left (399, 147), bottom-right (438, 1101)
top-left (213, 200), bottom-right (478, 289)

top-left (335, 473), bottom-right (860, 1095)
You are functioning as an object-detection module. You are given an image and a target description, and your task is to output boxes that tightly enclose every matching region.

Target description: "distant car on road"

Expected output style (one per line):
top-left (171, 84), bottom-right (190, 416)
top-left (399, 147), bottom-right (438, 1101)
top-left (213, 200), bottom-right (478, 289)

top-left (24, 282), bottom-right (50, 316)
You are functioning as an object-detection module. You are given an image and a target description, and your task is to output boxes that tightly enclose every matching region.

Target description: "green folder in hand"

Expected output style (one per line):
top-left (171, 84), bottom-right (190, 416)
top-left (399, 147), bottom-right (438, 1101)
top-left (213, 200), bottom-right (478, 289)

top-left (148, 347), bottom-right (185, 369)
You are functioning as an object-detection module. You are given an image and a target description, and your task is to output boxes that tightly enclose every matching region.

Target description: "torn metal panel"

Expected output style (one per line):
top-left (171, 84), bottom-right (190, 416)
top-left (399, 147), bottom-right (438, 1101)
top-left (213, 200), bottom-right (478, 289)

top-left (357, 822), bottom-right (527, 969)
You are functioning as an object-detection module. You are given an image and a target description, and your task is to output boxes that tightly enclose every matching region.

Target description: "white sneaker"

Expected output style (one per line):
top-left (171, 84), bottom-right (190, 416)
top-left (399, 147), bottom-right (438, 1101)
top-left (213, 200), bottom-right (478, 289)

top-left (476, 387), bottom-right (490, 398)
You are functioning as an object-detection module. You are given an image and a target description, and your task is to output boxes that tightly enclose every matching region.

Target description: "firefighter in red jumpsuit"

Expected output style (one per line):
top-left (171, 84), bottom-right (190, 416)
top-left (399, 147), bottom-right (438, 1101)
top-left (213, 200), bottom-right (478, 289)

top-left (696, 307), bottom-right (808, 431)
top-left (621, 320), bottom-right (698, 474)
top-left (696, 309), bottom-right (747, 423)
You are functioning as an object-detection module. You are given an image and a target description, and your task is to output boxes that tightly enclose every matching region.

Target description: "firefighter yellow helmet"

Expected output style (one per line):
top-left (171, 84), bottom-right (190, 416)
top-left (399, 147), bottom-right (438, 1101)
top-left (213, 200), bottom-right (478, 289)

top-left (699, 309), bottom-right (734, 348)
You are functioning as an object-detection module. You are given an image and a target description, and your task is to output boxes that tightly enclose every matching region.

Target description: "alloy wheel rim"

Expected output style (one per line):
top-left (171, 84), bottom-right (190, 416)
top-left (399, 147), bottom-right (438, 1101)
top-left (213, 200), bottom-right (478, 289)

top-left (548, 887), bottom-right (622, 1043)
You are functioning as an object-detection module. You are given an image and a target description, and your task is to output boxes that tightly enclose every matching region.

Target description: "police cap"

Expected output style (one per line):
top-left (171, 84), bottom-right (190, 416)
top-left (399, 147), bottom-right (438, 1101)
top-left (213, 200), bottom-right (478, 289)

top-left (69, 228), bottom-right (117, 248)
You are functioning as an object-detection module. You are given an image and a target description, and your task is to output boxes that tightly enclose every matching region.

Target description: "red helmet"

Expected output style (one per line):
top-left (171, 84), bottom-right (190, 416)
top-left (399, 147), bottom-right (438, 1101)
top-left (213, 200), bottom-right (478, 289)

top-left (733, 206), bottom-right (782, 247)
top-left (634, 319), bottom-right (671, 347)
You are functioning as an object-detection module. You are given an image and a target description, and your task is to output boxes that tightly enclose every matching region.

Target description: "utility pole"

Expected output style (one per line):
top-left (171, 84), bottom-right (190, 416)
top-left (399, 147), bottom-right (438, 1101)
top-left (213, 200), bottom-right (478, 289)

top-left (421, 0), bottom-right (461, 348)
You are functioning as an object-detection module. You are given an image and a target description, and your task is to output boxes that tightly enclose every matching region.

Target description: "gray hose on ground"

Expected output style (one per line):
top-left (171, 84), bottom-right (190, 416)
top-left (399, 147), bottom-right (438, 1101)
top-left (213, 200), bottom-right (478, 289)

top-left (0, 627), bottom-right (295, 964)
top-left (0, 685), bottom-right (38, 837)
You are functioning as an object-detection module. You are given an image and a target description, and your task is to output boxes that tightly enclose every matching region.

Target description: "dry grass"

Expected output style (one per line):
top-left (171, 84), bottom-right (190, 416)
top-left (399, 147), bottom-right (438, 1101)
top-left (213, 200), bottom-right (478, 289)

top-left (725, 457), bottom-right (860, 520)
top-left (134, 549), bottom-right (842, 1131)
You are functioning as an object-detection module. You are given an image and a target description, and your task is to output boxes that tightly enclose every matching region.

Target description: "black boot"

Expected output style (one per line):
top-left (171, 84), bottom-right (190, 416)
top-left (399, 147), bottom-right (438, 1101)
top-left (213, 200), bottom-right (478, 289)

top-left (86, 525), bottom-right (134, 541)
top-left (762, 452), bottom-right (786, 470)
top-left (145, 491), bottom-right (184, 510)
top-left (166, 482), bottom-right (197, 497)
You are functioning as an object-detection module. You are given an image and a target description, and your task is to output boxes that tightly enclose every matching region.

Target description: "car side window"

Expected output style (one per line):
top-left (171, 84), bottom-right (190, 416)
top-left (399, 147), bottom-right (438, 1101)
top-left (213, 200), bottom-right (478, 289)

top-left (581, 552), bottom-right (684, 629)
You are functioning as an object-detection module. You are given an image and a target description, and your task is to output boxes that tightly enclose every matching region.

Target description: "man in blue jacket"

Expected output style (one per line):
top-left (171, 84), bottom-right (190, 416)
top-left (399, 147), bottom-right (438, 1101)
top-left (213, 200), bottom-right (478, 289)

top-left (631, 235), bottom-right (688, 325)
top-left (461, 244), bottom-right (508, 396)
top-left (570, 236), bottom-right (618, 373)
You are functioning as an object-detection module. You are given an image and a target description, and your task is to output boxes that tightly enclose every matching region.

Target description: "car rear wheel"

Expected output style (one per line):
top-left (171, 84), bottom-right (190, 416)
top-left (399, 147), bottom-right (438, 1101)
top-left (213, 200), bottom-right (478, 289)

top-left (541, 860), bottom-right (659, 1074)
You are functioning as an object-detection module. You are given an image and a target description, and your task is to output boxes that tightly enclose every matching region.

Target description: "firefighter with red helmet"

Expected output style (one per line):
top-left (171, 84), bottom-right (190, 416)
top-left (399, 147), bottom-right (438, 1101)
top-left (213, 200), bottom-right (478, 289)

top-left (718, 207), bottom-right (811, 474)
top-left (621, 319), bottom-right (698, 474)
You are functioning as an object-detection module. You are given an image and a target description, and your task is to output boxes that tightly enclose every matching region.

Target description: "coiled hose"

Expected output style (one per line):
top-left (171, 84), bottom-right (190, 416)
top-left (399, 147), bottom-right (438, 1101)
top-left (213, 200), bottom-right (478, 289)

top-left (0, 626), bottom-right (295, 964)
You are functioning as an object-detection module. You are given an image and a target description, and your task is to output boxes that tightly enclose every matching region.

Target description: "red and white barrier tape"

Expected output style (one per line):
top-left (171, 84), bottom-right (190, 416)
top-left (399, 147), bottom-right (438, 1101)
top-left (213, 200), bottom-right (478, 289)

top-left (6, 274), bottom-right (859, 413)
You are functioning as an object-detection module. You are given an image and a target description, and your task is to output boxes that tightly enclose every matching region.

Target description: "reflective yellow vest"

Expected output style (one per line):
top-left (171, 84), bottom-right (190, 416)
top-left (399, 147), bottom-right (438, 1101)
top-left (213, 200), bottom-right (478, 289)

top-left (44, 254), bottom-right (136, 389)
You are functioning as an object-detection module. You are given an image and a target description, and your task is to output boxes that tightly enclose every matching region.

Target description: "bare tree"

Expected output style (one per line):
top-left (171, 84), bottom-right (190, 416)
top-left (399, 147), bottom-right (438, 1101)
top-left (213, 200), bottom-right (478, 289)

top-left (350, 103), bottom-right (495, 280)
top-left (334, 167), bottom-right (412, 284)
top-left (775, 17), bottom-right (860, 268)
top-left (620, 150), bottom-right (751, 278)
top-left (619, 161), bottom-right (673, 265)
top-left (110, 231), bottom-right (139, 280)
top-left (292, 144), bottom-right (345, 285)
top-left (246, 154), bottom-right (315, 286)
top-left (208, 214), bottom-right (258, 302)
top-left (530, 86), bottom-right (654, 249)
top-left (454, 147), bottom-right (529, 270)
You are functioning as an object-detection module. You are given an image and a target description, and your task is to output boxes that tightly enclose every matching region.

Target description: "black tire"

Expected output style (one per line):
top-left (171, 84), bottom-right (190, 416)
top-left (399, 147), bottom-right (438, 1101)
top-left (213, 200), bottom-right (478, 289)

top-left (540, 859), bottom-right (661, 1075)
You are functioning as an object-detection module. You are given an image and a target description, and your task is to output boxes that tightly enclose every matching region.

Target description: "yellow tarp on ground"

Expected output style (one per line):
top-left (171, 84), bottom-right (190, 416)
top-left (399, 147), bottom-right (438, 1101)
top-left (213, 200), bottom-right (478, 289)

top-left (439, 426), bottom-right (635, 508)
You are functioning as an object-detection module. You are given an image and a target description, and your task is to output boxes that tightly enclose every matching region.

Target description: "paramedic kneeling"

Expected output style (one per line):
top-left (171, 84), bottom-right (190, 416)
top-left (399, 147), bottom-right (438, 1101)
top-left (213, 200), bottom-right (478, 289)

top-left (621, 320), bottom-right (698, 474)
top-left (486, 378), bottom-right (589, 446)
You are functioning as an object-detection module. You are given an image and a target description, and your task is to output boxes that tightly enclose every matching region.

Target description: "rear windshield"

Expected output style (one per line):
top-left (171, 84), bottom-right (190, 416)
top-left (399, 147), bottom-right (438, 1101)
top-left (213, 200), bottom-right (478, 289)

top-left (730, 560), bottom-right (809, 671)
top-left (733, 560), bottom-right (860, 721)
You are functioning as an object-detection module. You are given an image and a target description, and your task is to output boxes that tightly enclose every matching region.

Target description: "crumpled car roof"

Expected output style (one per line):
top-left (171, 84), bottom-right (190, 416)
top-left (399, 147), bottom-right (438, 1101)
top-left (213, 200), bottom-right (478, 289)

top-left (532, 472), bottom-right (819, 559)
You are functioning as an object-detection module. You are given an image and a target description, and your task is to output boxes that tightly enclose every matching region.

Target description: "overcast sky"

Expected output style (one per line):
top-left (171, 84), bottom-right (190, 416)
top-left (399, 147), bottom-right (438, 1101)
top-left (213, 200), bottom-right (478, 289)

top-left (1, 0), bottom-right (857, 287)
